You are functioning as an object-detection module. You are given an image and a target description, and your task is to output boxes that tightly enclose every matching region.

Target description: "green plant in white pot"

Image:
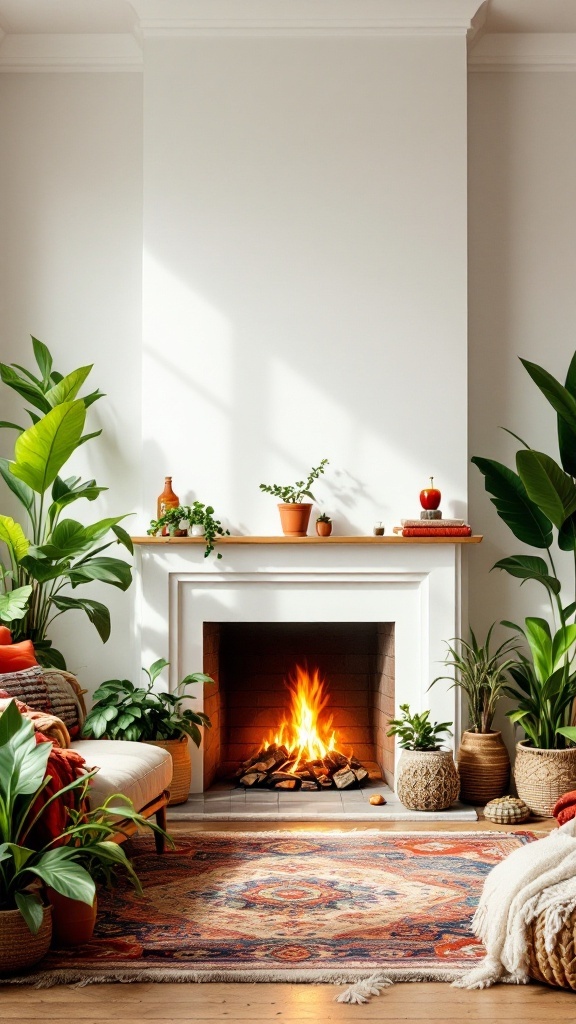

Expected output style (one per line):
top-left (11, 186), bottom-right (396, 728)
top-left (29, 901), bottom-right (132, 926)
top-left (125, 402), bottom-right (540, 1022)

top-left (386, 704), bottom-right (459, 811)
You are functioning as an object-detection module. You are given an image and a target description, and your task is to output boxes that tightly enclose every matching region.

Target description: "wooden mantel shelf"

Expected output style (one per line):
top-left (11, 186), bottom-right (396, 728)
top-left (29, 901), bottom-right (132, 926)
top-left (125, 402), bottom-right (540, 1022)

top-left (131, 535), bottom-right (483, 545)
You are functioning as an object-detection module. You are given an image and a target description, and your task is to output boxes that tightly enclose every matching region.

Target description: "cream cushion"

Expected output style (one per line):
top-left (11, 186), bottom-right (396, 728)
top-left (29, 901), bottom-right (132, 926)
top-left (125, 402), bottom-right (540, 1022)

top-left (71, 739), bottom-right (173, 812)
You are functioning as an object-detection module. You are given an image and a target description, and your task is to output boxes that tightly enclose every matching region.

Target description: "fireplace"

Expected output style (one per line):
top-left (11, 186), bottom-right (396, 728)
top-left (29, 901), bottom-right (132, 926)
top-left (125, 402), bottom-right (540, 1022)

top-left (135, 537), bottom-right (465, 795)
top-left (203, 621), bottom-right (395, 791)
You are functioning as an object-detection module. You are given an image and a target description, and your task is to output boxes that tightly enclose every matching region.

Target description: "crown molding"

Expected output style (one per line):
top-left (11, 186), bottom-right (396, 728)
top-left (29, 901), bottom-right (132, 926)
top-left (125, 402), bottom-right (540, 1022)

top-left (0, 33), bottom-right (142, 73)
top-left (469, 33), bottom-right (576, 72)
top-left (129, 0), bottom-right (483, 37)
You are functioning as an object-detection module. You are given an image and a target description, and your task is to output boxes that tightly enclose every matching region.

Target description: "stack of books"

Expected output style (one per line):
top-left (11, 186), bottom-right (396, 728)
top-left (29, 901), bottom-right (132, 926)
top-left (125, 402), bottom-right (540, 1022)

top-left (393, 519), bottom-right (472, 538)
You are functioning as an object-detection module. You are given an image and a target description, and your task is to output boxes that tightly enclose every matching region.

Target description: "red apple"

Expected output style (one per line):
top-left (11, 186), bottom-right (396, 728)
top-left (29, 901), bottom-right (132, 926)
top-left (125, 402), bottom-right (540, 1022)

top-left (420, 477), bottom-right (441, 510)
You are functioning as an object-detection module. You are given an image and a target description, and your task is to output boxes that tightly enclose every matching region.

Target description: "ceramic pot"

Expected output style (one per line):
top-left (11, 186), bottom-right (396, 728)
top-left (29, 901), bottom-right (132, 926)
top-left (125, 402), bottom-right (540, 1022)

top-left (316, 521), bottom-right (332, 537)
top-left (277, 503), bottom-right (312, 537)
top-left (456, 730), bottom-right (510, 805)
top-left (188, 523), bottom-right (205, 537)
top-left (48, 889), bottom-right (97, 947)
top-left (0, 905), bottom-right (52, 974)
top-left (396, 748), bottom-right (460, 811)
top-left (146, 736), bottom-right (191, 805)
top-left (514, 741), bottom-right (576, 817)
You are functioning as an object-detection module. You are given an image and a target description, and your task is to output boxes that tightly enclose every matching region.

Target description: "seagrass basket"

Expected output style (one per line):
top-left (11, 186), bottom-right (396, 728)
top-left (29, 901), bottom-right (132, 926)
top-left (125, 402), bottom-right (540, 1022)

top-left (527, 908), bottom-right (576, 990)
top-left (0, 905), bottom-right (52, 974)
top-left (514, 742), bottom-right (576, 817)
top-left (456, 730), bottom-right (510, 805)
top-left (146, 736), bottom-right (190, 805)
top-left (396, 748), bottom-right (460, 811)
top-left (483, 796), bottom-right (531, 824)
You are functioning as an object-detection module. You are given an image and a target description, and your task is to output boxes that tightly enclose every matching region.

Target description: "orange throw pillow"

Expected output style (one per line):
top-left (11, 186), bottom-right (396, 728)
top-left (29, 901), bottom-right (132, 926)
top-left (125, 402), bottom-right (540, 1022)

top-left (0, 626), bottom-right (13, 645)
top-left (0, 640), bottom-right (38, 672)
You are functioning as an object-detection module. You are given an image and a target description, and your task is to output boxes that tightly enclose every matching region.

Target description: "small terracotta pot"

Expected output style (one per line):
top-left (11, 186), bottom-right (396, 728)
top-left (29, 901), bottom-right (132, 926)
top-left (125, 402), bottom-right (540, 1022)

top-left (277, 503), bottom-right (312, 537)
top-left (316, 521), bottom-right (332, 537)
top-left (48, 889), bottom-right (97, 947)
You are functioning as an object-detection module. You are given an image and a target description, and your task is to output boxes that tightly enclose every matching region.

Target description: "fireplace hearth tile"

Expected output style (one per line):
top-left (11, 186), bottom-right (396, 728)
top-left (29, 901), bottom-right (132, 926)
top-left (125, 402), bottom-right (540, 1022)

top-left (169, 782), bottom-right (478, 822)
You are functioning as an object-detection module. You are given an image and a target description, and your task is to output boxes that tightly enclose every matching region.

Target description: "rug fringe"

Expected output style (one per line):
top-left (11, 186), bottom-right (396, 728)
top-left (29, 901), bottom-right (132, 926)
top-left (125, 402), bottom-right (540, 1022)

top-left (335, 972), bottom-right (393, 1003)
top-left (2, 966), bottom-right (469, 989)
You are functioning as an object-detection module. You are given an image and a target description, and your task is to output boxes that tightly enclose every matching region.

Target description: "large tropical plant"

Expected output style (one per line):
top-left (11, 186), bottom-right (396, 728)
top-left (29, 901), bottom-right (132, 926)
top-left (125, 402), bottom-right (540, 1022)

top-left (0, 698), bottom-right (162, 934)
top-left (0, 338), bottom-right (133, 667)
top-left (473, 349), bottom-right (576, 748)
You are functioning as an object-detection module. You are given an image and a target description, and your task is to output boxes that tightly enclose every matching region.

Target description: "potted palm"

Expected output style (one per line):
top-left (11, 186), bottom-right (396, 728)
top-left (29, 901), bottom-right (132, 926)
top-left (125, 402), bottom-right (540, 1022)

top-left (0, 699), bottom-right (167, 970)
top-left (82, 659), bottom-right (212, 805)
top-left (473, 348), bottom-right (576, 815)
top-left (431, 626), bottom-right (519, 803)
top-left (147, 501), bottom-right (229, 558)
top-left (386, 704), bottom-right (459, 811)
top-left (259, 459), bottom-right (329, 536)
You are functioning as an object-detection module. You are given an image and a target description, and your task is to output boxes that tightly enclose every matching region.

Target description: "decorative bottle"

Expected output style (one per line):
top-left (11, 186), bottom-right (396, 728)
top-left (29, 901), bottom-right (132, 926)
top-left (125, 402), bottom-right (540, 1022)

top-left (157, 477), bottom-right (179, 536)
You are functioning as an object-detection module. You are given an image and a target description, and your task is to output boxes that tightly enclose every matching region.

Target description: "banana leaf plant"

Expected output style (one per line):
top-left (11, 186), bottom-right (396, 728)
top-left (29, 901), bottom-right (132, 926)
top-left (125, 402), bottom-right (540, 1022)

top-left (473, 349), bottom-right (576, 748)
top-left (0, 338), bottom-right (133, 667)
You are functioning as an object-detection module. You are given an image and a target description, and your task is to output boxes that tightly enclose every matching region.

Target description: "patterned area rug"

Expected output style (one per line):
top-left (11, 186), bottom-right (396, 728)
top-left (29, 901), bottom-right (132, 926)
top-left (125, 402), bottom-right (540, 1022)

top-left (9, 829), bottom-right (535, 987)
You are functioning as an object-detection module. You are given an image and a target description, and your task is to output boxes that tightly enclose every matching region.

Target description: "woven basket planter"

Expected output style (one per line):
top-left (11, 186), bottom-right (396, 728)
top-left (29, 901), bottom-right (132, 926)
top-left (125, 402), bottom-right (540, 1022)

top-left (0, 905), bottom-right (52, 974)
top-left (146, 736), bottom-right (191, 805)
top-left (527, 908), bottom-right (576, 990)
top-left (456, 730), bottom-right (510, 805)
top-left (396, 748), bottom-right (460, 811)
top-left (514, 741), bottom-right (576, 818)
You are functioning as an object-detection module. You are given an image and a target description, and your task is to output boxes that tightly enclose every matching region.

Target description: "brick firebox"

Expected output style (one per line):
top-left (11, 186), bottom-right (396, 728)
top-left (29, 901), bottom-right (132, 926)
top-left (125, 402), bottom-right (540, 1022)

top-left (203, 621), bottom-right (395, 790)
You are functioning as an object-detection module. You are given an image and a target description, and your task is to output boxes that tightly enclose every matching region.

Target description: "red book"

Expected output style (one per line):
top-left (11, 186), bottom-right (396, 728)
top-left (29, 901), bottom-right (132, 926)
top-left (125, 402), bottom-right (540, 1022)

top-left (402, 526), bottom-right (472, 537)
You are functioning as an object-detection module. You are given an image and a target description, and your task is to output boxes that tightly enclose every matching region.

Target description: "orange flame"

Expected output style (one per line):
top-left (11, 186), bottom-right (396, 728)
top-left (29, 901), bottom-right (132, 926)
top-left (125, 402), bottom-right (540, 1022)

top-left (263, 665), bottom-right (338, 773)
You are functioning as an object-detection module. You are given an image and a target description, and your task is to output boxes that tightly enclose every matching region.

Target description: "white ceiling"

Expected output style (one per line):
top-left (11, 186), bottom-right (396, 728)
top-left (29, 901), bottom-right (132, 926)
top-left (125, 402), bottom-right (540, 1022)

top-left (0, 0), bottom-right (575, 36)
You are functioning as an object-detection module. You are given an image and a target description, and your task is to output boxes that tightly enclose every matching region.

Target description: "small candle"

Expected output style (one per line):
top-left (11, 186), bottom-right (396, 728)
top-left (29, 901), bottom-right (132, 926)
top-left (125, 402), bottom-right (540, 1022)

top-left (373, 522), bottom-right (385, 536)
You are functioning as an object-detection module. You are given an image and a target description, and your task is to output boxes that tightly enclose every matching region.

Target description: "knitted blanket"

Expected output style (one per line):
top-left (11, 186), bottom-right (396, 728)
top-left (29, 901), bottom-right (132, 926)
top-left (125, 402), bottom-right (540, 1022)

top-left (454, 818), bottom-right (576, 989)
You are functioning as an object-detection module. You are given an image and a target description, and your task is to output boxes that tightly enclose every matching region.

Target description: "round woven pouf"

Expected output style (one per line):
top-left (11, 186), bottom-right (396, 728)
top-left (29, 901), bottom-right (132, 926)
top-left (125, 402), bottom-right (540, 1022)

top-left (396, 749), bottom-right (460, 811)
top-left (483, 795), bottom-right (531, 824)
top-left (527, 908), bottom-right (576, 990)
top-left (514, 742), bottom-right (576, 817)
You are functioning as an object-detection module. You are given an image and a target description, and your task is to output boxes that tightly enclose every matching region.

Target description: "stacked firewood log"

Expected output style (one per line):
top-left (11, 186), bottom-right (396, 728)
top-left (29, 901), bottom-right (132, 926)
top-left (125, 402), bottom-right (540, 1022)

top-left (236, 741), bottom-right (369, 790)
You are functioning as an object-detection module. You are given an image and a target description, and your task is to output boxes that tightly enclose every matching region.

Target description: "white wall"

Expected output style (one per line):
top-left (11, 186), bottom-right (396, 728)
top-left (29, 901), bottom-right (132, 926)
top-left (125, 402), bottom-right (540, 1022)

top-left (142, 35), bottom-right (470, 536)
top-left (468, 70), bottom-right (576, 743)
top-left (0, 73), bottom-right (143, 691)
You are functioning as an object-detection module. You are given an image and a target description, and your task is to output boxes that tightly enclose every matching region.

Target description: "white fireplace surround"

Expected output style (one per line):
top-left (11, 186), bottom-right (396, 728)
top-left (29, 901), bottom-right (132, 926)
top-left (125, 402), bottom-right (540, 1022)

top-left (136, 540), bottom-right (466, 793)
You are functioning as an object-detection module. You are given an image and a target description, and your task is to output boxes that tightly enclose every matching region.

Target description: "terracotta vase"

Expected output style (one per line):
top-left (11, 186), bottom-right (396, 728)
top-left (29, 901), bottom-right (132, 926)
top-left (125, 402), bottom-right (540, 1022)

top-left (48, 889), bottom-right (97, 947)
top-left (396, 748), bottom-right (460, 811)
top-left (316, 521), bottom-right (332, 537)
top-left (157, 477), bottom-right (179, 536)
top-left (456, 730), bottom-right (510, 805)
top-left (277, 503), bottom-right (312, 537)
top-left (514, 741), bottom-right (576, 817)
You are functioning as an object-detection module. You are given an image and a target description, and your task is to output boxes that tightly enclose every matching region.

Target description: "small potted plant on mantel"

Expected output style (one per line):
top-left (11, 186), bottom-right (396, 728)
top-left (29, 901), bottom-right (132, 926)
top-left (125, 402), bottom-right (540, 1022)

top-left (430, 625), bottom-right (519, 804)
top-left (387, 704), bottom-right (459, 811)
top-left (147, 501), bottom-right (229, 559)
top-left (259, 459), bottom-right (329, 536)
top-left (316, 513), bottom-right (332, 537)
top-left (82, 659), bottom-right (213, 805)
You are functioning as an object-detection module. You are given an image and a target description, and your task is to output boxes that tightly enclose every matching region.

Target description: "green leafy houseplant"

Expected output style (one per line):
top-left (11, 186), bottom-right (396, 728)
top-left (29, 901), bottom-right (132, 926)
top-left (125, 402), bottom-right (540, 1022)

top-left (316, 513), bottom-right (332, 524)
top-left (259, 459), bottom-right (329, 503)
top-left (431, 626), bottom-right (519, 734)
top-left (147, 502), bottom-right (229, 559)
top-left (82, 658), bottom-right (212, 745)
top-left (473, 349), bottom-right (576, 749)
top-left (0, 699), bottom-right (166, 936)
top-left (0, 338), bottom-right (133, 667)
top-left (386, 704), bottom-right (452, 751)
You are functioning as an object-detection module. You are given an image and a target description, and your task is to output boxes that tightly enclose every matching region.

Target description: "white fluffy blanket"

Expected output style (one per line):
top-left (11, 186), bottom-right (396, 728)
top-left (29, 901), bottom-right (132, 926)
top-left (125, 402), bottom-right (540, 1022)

top-left (454, 817), bottom-right (576, 989)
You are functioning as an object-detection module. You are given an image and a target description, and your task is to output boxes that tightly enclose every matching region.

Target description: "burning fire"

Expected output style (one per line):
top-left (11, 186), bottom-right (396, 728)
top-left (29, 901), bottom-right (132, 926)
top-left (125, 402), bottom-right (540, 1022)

top-left (263, 664), bottom-right (338, 773)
